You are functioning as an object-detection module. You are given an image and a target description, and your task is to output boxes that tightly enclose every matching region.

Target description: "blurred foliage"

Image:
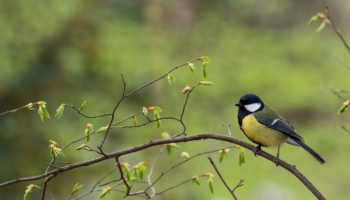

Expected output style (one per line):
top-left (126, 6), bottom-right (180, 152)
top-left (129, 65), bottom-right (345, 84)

top-left (1, 0), bottom-right (350, 199)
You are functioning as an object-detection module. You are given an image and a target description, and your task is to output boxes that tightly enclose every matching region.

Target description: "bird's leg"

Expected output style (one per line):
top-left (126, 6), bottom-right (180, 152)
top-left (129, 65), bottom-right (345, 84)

top-left (274, 145), bottom-right (281, 166)
top-left (252, 145), bottom-right (261, 156)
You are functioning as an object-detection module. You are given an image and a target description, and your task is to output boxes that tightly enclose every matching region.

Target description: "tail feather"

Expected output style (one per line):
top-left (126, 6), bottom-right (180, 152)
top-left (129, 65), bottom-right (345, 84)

top-left (293, 139), bottom-right (325, 164)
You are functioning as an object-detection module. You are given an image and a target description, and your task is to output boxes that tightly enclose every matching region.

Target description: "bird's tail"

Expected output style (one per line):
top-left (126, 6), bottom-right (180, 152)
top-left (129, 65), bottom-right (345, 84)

top-left (293, 139), bottom-right (325, 164)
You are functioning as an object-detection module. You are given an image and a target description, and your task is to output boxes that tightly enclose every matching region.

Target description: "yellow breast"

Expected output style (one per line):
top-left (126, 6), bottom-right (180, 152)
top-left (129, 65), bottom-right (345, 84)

top-left (241, 114), bottom-right (287, 147)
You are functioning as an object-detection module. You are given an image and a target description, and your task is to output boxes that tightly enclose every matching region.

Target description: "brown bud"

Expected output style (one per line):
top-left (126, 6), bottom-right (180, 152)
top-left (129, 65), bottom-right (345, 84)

top-left (181, 85), bottom-right (191, 94)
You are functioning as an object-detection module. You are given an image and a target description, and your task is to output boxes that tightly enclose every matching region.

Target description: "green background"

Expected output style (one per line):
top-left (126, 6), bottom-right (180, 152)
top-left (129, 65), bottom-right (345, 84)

top-left (1, 0), bottom-right (350, 199)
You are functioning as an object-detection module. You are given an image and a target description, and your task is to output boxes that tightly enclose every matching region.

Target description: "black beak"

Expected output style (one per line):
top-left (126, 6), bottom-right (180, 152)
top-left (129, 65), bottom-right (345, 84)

top-left (235, 102), bottom-right (242, 107)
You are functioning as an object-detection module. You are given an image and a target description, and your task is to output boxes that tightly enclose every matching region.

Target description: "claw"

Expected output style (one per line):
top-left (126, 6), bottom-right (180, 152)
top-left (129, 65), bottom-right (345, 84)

top-left (252, 145), bottom-right (261, 157)
top-left (273, 156), bottom-right (280, 166)
top-left (274, 145), bottom-right (281, 167)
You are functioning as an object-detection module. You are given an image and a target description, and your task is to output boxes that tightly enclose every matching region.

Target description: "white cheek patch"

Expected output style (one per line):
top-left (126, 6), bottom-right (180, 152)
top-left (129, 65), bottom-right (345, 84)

top-left (244, 103), bottom-right (261, 112)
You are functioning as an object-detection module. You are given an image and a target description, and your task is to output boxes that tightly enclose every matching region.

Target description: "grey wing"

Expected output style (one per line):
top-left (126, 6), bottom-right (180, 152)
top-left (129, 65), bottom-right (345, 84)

top-left (254, 113), bottom-right (304, 142)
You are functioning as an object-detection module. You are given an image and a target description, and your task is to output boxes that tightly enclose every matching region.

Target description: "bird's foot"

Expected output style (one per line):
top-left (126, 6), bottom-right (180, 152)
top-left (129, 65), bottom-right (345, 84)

top-left (252, 145), bottom-right (261, 157)
top-left (273, 156), bottom-right (280, 167)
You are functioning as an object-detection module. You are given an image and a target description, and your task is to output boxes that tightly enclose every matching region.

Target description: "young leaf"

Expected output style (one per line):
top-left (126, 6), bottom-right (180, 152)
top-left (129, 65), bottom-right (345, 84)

top-left (161, 132), bottom-right (171, 139)
top-left (99, 187), bottom-right (111, 199)
top-left (166, 144), bottom-right (172, 154)
top-left (238, 151), bottom-right (245, 166)
top-left (37, 101), bottom-right (50, 122)
top-left (139, 170), bottom-right (144, 180)
top-left (75, 144), bottom-right (86, 150)
top-left (192, 176), bottom-right (201, 186)
top-left (96, 126), bottom-right (108, 133)
top-left (219, 152), bottom-right (224, 163)
top-left (308, 15), bottom-right (320, 25)
top-left (85, 123), bottom-right (93, 143)
top-left (208, 179), bottom-right (214, 194)
top-left (55, 104), bottom-right (65, 119)
top-left (154, 111), bottom-right (161, 129)
top-left (132, 116), bottom-right (138, 126)
top-left (154, 106), bottom-right (163, 113)
top-left (203, 56), bottom-right (211, 63)
top-left (71, 182), bottom-right (83, 196)
top-left (338, 100), bottom-right (350, 114)
top-left (79, 101), bottom-right (87, 110)
top-left (202, 62), bottom-right (207, 78)
top-left (316, 21), bottom-right (326, 32)
top-left (24, 184), bottom-right (38, 200)
top-left (181, 151), bottom-right (190, 159)
top-left (199, 81), bottom-right (214, 86)
top-left (141, 106), bottom-right (148, 116)
top-left (167, 74), bottom-right (175, 85)
top-left (188, 62), bottom-right (195, 74)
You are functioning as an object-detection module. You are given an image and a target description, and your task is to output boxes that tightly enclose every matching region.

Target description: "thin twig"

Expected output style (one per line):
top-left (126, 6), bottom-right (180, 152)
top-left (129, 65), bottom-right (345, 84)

top-left (341, 125), bottom-right (350, 134)
top-left (208, 156), bottom-right (238, 199)
top-left (99, 74), bottom-right (127, 150)
top-left (40, 174), bottom-right (54, 200)
top-left (0, 103), bottom-right (33, 117)
top-left (65, 104), bottom-right (112, 119)
top-left (335, 57), bottom-right (350, 72)
top-left (72, 167), bottom-right (118, 200)
top-left (115, 157), bottom-right (131, 197)
top-left (223, 124), bottom-right (232, 137)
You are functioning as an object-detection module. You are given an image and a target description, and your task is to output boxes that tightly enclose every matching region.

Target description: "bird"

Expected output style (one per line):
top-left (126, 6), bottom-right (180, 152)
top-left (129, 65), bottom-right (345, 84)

top-left (235, 93), bottom-right (325, 165)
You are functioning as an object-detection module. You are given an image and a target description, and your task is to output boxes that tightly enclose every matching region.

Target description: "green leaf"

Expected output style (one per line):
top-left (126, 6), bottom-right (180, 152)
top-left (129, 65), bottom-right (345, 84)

top-left (141, 107), bottom-right (148, 116)
top-left (130, 176), bottom-right (137, 182)
top-left (154, 112), bottom-right (161, 129)
top-left (79, 101), bottom-right (87, 110)
top-left (167, 74), bottom-right (175, 85)
top-left (55, 104), bottom-right (65, 119)
top-left (203, 56), bottom-right (211, 63)
top-left (137, 164), bottom-right (147, 171)
top-left (338, 100), bottom-right (349, 114)
top-left (161, 132), bottom-right (171, 139)
top-left (181, 151), bottom-right (190, 159)
top-left (53, 147), bottom-right (65, 157)
top-left (188, 62), bottom-right (195, 74)
top-left (38, 105), bottom-right (44, 122)
top-left (49, 148), bottom-right (54, 157)
top-left (202, 62), bottom-right (207, 78)
top-left (139, 170), bottom-right (144, 180)
top-left (308, 15), bottom-right (320, 25)
top-left (24, 185), bottom-right (35, 200)
top-left (132, 116), bottom-right (138, 126)
top-left (192, 176), bottom-right (201, 186)
top-left (85, 123), bottom-right (93, 143)
top-left (38, 102), bottom-right (50, 122)
top-left (99, 187), bottom-right (111, 199)
top-left (208, 180), bottom-right (214, 194)
top-left (75, 144), bottom-right (85, 150)
top-left (123, 166), bottom-right (132, 181)
top-left (200, 81), bottom-right (214, 86)
top-left (96, 126), bottom-right (108, 133)
top-left (166, 145), bottom-right (172, 154)
top-left (219, 152), bottom-right (224, 163)
top-left (316, 21), bottom-right (326, 32)
top-left (238, 151), bottom-right (245, 166)
top-left (154, 106), bottom-right (163, 113)
top-left (72, 182), bottom-right (83, 196)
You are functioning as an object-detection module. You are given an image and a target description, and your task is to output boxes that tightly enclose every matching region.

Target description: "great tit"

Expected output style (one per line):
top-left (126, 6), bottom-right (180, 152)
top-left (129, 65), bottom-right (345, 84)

top-left (235, 93), bottom-right (325, 165)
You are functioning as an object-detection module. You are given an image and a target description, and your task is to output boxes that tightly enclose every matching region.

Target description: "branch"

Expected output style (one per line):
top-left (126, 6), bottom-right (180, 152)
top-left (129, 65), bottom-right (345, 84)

top-left (0, 133), bottom-right (325, 200)
top-left (208, 156), bottom-right (239, 199)
top-left (0, 103), bottom-right (33, 117)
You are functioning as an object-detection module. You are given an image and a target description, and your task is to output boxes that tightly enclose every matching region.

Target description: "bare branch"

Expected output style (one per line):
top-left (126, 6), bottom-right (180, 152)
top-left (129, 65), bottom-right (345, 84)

top-left (208, 156), bottom-right (238, 199)
top-left (0, 103), bottom-right (33, 117)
